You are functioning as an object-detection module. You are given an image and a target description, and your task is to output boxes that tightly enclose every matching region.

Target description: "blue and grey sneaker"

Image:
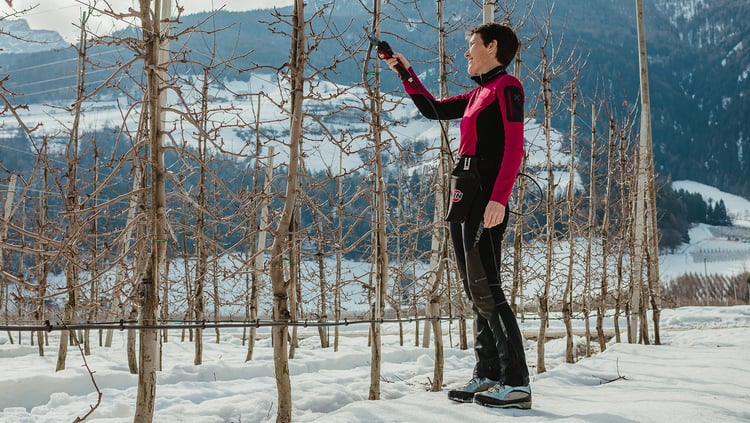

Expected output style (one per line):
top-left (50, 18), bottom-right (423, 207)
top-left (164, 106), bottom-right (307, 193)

top-left (447, 377), bottom-right (500, 403)
top-left (474, 384), bottom-right (532, 409)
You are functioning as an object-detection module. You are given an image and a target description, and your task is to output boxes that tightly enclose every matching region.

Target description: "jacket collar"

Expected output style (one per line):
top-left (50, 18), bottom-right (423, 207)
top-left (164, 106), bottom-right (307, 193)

top-left (471, 65), bottom-right (507, 85)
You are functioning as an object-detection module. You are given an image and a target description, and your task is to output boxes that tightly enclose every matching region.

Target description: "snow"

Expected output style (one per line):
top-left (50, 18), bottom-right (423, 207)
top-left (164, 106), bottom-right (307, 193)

top-left (11, 1), bottom-right (295, 43)
top-left (0, 20), bottom-right (68, 54)
top-left (659, 223), bottom-right (750, 281)
top-left (1, 306), bottom-right (749, 422)
top-left (651, 180), bottom-right (750, 282)
top-left (656, 0), bottom-right (708, 26)
top-left (672, 179), bottom-right (750, 228)
top-left (8, 216), bottom-right (747, 423)
top-left (0, 160), bottom-right (746, 423)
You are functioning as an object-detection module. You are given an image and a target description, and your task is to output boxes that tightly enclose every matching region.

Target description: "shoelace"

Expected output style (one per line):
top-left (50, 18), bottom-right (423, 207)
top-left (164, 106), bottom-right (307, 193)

top-left (464, 378), bottom-right (481, 388)
top-left (464, 378), bottom-right (492, 389)
top-left (487, 384), bottom-right (505, 393)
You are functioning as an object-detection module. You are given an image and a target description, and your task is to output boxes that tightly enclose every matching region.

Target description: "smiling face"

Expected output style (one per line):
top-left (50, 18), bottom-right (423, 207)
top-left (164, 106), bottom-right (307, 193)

top-left (465, 33), bottom-right (500, 75)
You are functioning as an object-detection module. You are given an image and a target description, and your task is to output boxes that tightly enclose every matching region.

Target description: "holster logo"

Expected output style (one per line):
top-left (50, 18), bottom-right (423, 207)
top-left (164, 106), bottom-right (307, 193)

top-left (452, 189), bottom-right (464, 202)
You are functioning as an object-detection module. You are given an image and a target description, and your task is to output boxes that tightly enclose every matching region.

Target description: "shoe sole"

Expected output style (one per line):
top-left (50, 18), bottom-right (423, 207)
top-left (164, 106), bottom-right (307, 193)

top-left (447, 392), bottom-right (476, 403)
top-left (474, 398), bottom-right (532, 409)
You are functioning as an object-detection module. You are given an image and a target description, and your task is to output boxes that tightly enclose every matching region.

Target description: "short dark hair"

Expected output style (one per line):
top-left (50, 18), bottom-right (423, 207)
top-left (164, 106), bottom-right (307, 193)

top-left (467, 23), bottom-right (519, 66)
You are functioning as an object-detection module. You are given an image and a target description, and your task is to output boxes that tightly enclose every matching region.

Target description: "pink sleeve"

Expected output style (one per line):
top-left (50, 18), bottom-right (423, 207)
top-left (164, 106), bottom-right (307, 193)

top-left (490, 78), bottom-right (525, 205)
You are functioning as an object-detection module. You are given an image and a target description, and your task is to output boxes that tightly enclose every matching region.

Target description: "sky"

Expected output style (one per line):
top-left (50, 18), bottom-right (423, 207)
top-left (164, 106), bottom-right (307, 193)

top-left (3, 0), bottom-right (294, 42)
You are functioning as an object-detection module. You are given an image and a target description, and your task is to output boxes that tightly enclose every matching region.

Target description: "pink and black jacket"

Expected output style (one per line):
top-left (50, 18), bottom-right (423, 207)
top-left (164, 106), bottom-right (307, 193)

top-left (401, 65), bottom-right (525, 207)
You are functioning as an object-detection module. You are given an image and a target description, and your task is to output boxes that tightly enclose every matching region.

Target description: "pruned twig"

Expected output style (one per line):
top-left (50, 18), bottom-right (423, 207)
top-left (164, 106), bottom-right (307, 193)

top-left (58, 320), bottom-right (102, 422)
top-left (596, 357), bottom-right (628, 384)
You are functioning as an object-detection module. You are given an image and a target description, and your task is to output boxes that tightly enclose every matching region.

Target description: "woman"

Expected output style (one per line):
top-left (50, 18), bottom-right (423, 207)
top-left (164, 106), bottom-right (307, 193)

top-left (382, 22), bottom-right (531, 409)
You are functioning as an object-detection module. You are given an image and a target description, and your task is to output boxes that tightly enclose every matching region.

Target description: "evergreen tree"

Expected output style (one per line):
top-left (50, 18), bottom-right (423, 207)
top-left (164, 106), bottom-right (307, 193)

top-left (706, 200), bottom-right (715, 225)
top-left (679, 189), bottom-right (708, 224)
top-left (657, 185), bottom-right (690, 249)
top-left (713, 200), bottom-right (732, 226)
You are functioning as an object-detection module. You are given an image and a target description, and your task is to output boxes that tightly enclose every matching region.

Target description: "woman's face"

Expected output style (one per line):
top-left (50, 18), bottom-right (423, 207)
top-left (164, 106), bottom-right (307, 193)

top-left (465, 33), bottom-right (498, 75)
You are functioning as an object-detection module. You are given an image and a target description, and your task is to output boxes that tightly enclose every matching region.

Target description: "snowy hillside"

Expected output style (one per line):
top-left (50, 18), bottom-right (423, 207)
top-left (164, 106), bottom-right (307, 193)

top-left (658, 180), bottom-right (750, 281)
top-left (5, 73), bottom-right (749, 291)
top-left (0, 72), bottom-right (572, 182)
top-left (672, 179), bottom-right (750, 228)
top-left (0, 19), bottom-right (68, 54)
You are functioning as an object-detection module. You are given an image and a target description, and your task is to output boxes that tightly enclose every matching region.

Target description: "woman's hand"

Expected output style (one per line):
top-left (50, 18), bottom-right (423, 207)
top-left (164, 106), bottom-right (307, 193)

top-left (385, 53), bottom-right (411, 75)
top-left (483, 201), bottom-right (506, 228)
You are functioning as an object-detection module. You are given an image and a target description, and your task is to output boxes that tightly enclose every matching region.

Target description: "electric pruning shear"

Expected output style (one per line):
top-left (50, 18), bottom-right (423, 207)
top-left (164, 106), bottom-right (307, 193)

top-left (369, 34), bottom-right (412, 82)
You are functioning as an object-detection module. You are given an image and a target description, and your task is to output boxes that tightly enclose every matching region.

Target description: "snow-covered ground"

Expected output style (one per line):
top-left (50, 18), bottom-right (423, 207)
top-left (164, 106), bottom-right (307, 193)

top-left (660, 222), bottom-right (750, 281)
top-left (1, 305), bottom-right (749, 422)
top-left (0, 180), bottom-right (747, 423)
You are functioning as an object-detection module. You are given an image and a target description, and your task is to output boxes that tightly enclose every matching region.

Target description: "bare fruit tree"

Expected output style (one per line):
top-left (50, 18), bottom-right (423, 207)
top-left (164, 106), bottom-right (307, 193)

top-left (133, 0), bottom-right (172, 420)
top-left (266, 0), bottom-right (306, 419)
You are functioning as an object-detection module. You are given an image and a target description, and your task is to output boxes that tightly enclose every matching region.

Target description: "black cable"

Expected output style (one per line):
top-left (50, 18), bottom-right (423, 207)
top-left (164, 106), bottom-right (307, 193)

top-left (0, 315), bottom-right (458, 332)
top-left (0, 309), bottom-right (613, 333)
top-left (511, 172), bottom-right (544, 216)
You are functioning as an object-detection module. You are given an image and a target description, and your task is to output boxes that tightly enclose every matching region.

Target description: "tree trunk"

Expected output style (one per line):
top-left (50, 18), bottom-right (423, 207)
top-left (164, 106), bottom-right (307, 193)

top-left (193, 70), bottom-right (209, 366)
top-left (425, 0), bottom-right (450, 390)
top-left (268, 1), bottom-right (305, 420)
top-left (56, 13), bottom-right (90, 372)
top-left (1, 175), bottom-right (17, 345)
top-left (109, 142), bottom-right (146, 349)
top-left (614, 128), bottom-right (631, 344)
top-left (583, 103), bottom-right (597, 358)
top-left (316, 221), bottom-right (329, 348)
top-left (562, 79), bottom-right (578, 364)
top-left (632, 0), bottom-right (656, 344)
top-left (333, 149), bottom-right (343, 353)
top-left (127, 306), bottom-right (139, 374)
top-left (85, 143), bottom-right (101, 355)
top-left (134, 0), bottom-right (170, 420)
top-left (288, 216), bottom-right (300, 360)
top-left (510, 30), bottom-right (527, 326)
top-left (247, 146), bottom-right (272, 362)
top-left (537, 53), bottom-right (554, 375)
top-left (597, 118), bottom-right (616, 352)
top-left (511, 154), bottom-right (528, 317)
top-left (646, 141), bottom-right (662, 345)
top-left (366, 0), bottom-right (389, 401)
top-left (212, 226), bottom-right (221, 344)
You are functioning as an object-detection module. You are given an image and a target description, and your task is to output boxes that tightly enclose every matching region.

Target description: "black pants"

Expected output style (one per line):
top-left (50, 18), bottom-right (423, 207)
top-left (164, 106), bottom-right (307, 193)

top-left (449, 197), bottom-right (530, 387)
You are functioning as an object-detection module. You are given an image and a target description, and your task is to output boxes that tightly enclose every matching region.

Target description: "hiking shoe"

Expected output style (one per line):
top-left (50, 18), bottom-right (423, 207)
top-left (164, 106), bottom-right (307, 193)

top-left (447, 377), bottom-right (500, 403)
top-left (474, 384), bottom-right (532, 409)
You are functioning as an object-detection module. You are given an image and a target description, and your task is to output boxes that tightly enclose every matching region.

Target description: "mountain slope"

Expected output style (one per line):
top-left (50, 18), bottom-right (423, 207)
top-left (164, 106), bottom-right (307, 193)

top-left (0, 19), bottom-right (67, 54)
top-left (0, 1), bottom-right (748, 197)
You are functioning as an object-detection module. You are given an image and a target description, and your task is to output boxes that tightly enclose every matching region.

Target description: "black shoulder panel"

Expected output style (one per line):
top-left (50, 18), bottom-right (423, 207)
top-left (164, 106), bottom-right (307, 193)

top-left (504, 85), bottom-right (524, 122)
